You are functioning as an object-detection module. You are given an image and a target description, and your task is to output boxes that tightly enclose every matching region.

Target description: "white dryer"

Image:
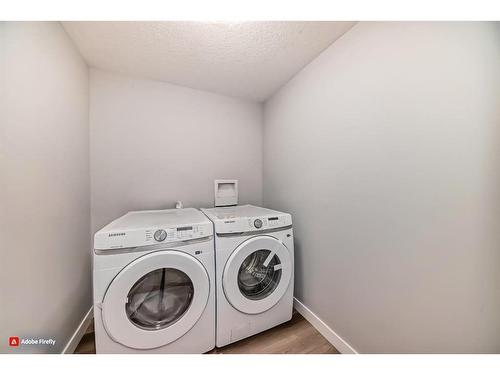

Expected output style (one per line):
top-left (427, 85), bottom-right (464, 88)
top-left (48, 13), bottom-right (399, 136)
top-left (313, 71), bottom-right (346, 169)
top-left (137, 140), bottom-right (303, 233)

top-left (93, 208), bottom-right (215, 353)
top-left (201, 205), bottom-right (294, 347)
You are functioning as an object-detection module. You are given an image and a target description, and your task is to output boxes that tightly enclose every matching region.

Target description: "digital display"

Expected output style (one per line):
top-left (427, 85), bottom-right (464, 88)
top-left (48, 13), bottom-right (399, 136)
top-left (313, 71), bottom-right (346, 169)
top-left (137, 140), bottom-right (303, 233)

top-left (269, 217), bottom-right (279, 221)
top-left (177, 226), bottom-right (193, 231)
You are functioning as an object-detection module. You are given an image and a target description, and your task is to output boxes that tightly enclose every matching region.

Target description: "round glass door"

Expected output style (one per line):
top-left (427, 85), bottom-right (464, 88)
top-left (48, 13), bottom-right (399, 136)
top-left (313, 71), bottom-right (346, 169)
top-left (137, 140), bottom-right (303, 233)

top-left (126, 268), bottom-right (194, 330)
top-left (223, 236), bottom-right (292, 315)
top-left (238, 250), bottom-right (282, 300)
top-left (101, 250), bottom-right (210, 349)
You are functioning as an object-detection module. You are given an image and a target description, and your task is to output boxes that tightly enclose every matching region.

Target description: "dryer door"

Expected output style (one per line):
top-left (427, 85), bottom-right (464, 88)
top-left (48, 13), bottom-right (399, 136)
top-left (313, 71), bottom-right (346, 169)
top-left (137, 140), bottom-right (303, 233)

top-left (101, 250), bottom-right (210, 349)
top-left (223, 236), bottom-right (292, 314)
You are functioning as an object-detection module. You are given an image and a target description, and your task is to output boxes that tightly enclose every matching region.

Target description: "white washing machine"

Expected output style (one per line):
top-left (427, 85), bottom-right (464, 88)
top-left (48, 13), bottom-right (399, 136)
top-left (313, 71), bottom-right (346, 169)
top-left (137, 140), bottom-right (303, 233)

top-left (93, 208), bottom-right (215, 353)
top-left (201, 205), bottom-right (294, 347)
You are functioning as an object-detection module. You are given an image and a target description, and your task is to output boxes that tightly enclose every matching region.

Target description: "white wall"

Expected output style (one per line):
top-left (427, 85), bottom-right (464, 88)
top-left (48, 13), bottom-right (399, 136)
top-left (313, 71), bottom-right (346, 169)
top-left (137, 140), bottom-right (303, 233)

top-left (90, 69), bottom-right (263, 233)
top-left (264, 22), bottom-right (500, 353)
top-left (0, 22), bottom-right (90, 353)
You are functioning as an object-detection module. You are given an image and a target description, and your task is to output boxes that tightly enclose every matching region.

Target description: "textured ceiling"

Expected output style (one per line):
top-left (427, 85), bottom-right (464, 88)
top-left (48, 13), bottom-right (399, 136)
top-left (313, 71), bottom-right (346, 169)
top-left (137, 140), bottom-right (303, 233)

top-left (62, 21), bottom-right (356, 101)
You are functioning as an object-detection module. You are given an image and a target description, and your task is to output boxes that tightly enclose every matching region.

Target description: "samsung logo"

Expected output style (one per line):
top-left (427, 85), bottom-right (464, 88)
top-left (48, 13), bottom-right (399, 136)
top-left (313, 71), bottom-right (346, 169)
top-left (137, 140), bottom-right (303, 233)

top-left (109, 233), bottom-right (126, 237)
top-left (224, 220), bottom-right (236, 223)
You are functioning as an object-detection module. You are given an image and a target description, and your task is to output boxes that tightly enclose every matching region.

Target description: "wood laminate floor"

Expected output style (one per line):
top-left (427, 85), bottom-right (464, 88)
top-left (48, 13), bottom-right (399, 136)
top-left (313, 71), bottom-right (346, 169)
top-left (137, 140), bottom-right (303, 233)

top-left (74, 310), bottom-right (339, 354)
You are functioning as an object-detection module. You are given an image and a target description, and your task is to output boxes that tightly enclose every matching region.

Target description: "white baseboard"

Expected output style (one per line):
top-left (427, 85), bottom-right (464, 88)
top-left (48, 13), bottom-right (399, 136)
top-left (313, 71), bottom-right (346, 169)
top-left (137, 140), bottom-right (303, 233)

top-left (293, 298), bottom-right (357, 354)
top-left (61, 301), bottom-right (352, 354)
top-left (62, 306), bottom-right (94, 354)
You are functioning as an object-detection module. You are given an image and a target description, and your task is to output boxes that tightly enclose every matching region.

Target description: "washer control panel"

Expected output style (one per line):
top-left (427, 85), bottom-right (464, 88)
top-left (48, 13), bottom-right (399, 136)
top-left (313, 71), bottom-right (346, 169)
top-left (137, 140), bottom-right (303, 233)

top-left (95, 222), bottom-right (213, 250)
top-left (147, 224), bottom-right (208, 243)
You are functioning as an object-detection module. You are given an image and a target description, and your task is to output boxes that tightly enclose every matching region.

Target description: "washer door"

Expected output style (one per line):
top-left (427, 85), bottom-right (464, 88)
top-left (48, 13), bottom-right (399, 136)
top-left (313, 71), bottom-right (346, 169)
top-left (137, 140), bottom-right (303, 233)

top-left (223, 236), bottom-right (292, 315)
top-left (102, 250), bottom-right (209, 349)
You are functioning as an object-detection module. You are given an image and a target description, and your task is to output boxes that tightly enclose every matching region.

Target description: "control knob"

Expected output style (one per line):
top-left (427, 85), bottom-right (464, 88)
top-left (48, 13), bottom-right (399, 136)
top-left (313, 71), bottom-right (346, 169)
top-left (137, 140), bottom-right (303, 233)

top-left (154, 229), bottom-right (167, 242)
top-left (254, 219), bottom-right (263, 229)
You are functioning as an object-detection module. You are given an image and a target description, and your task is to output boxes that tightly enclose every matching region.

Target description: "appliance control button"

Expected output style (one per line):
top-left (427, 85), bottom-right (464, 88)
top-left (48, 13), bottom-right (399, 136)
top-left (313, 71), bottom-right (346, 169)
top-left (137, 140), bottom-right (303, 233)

top-left (154, 229), bottom-right (167, 242)
top-left (254, 219), bottom-right (263, 229)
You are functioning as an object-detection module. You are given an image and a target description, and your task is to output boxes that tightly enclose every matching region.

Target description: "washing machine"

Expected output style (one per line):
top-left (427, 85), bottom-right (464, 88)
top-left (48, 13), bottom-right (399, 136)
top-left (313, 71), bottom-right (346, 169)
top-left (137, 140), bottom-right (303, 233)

top-left (93, 208), bottom-right (215, 353)
top-left (201, 205), bottom-right (294, 347)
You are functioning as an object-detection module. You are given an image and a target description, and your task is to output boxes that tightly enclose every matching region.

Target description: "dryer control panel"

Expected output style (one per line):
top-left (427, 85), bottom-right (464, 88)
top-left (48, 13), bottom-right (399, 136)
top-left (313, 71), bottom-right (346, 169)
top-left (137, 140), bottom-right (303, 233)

top-left (201, 205), bottom-right (292, 234)
top-left (240, 214), bottom-right (291, 232)
top-left (216, 214), bottom-right (291, 234)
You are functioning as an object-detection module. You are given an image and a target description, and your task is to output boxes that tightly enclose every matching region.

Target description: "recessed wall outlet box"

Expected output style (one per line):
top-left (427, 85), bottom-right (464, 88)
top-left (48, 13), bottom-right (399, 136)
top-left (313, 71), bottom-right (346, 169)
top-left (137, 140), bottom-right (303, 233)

top-left (214, 179), bottom-right (238, 207)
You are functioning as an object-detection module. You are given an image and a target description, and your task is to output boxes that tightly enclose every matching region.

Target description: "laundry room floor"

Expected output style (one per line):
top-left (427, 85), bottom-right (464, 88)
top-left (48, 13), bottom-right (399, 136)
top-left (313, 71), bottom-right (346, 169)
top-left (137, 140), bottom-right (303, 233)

top-left (74, 310), bottom-right (339, 354)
